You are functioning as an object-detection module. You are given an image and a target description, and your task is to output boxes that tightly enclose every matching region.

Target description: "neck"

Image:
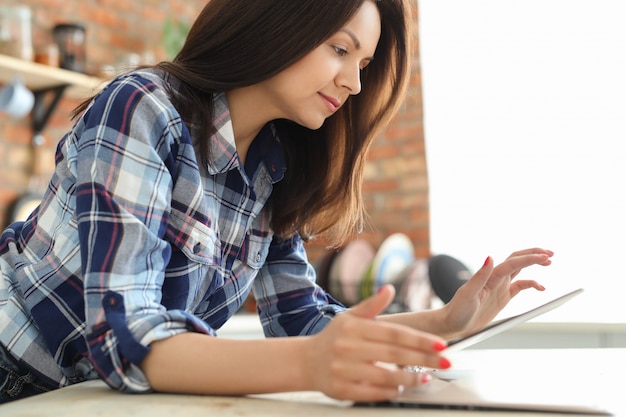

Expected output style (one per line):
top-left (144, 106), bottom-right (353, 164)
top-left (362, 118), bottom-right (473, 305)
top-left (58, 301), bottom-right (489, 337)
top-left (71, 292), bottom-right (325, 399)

top-left (226, 87), bottom-right (274, 165)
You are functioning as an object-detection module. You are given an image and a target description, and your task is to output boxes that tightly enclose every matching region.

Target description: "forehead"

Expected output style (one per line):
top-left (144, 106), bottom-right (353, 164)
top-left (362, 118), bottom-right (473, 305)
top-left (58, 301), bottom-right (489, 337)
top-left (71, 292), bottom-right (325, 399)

top-left (341, 1), bottom-right (381, 53)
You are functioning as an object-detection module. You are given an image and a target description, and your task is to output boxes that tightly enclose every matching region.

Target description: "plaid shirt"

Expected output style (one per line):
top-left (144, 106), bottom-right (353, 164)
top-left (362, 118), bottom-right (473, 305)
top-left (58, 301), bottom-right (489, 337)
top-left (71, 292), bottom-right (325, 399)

top-left (0, 70), bottom-right (344, 393)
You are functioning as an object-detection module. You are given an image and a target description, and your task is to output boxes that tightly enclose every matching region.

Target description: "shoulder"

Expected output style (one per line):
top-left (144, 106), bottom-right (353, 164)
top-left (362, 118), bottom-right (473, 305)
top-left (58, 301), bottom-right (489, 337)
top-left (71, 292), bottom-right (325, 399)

top-left (84, 69), bottom-right (180, 126)
top-left (72, 70), bottom-right (194, 163)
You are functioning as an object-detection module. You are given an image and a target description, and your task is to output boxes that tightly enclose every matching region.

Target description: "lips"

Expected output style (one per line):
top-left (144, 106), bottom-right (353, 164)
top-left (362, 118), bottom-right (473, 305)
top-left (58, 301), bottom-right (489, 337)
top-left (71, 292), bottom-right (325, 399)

top-left (319, 93), bottom-right (341, 112)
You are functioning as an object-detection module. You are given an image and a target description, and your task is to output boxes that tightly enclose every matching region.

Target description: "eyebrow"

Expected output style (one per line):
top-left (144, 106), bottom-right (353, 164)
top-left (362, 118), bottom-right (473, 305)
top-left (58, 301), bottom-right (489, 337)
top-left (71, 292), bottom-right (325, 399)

top-left (341, 28), bottom-right (362, 49)
top-left (340, 28), bottom-right (375, 61)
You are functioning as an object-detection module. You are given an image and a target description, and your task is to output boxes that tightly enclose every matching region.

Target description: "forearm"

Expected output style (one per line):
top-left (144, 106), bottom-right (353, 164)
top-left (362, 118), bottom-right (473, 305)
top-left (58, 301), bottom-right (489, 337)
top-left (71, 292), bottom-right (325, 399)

top-left (377, 305), bottom-right (458, 340)
top-left (141, 332), bottom-right (311, 395)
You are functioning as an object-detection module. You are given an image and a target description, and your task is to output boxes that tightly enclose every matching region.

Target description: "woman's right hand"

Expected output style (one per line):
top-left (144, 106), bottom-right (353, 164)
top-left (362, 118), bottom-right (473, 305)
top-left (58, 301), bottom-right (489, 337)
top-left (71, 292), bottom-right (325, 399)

top-left (304, 285), bottom-right (450, 402)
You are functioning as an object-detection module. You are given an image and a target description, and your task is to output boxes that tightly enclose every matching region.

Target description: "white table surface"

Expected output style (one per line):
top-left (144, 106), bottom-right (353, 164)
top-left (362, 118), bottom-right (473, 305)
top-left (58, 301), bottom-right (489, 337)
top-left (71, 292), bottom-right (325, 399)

top-left (0, 348), bottom-right (624, 417)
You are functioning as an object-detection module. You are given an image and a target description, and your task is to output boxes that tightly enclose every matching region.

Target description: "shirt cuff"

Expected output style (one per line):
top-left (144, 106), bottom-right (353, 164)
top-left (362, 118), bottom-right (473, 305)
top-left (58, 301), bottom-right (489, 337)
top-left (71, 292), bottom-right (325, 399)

top-left (87, 290), bottom-right (216, 393)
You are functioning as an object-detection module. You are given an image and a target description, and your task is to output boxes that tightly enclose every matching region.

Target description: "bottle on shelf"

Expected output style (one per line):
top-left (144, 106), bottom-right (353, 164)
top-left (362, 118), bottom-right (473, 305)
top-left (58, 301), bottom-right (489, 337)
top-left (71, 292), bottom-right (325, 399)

top-left (0, 6), bottom-right (33, 62)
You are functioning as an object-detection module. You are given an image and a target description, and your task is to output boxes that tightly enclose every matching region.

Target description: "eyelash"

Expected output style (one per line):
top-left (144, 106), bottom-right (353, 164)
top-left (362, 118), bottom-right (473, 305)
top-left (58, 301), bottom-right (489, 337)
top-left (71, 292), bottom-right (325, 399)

top-left (332, 45), bottom-right (370, 70)
top-left (333, 46), bottom-right (349, 57)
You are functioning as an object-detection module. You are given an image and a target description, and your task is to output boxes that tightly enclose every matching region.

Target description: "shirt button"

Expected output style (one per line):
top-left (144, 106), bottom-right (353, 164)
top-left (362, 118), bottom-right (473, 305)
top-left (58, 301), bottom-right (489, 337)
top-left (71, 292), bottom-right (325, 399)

top-left (193, 243), bottom-right (202, 254)
top-left (256, 252), bottom-right (261, 262)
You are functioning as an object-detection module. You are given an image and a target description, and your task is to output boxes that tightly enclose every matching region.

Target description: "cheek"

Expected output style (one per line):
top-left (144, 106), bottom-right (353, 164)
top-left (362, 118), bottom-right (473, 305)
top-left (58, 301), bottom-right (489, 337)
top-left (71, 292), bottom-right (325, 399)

top-left (286, 52), bottom-right (335, 86)
top-left (276, 71), bottom-right (323, 101)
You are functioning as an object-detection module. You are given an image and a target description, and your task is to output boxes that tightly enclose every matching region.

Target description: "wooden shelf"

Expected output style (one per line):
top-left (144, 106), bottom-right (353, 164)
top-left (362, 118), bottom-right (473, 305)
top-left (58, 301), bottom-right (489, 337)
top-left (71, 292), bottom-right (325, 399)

top-left (0, 53), bottom-right (105, 99)
top-left (1, 53), bottom-right (109, 134)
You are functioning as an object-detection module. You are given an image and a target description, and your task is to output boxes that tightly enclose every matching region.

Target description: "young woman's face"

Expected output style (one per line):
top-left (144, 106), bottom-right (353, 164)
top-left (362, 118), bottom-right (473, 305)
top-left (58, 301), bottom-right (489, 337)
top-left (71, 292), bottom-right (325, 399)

top-left (260, 1), bottom-right (381, 129)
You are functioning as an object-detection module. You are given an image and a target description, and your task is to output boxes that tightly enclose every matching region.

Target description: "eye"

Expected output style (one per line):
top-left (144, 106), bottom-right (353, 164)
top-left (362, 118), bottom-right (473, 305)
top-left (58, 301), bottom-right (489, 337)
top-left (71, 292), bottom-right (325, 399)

top-left (332, 45), bottom-right (349, 57)
top-left (360, 59), bottom-right (373, 71)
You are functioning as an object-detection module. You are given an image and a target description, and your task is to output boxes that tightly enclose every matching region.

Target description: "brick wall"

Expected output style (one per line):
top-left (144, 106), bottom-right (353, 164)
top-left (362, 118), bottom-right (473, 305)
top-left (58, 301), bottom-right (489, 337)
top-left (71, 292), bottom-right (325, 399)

top-left (0, 1), bottom-right (429, 262)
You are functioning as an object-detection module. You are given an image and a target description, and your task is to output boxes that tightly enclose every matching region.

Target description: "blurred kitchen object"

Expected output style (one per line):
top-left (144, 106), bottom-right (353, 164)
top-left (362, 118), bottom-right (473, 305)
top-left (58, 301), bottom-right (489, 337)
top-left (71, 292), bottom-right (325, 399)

top-left (53, 23), bottom-right (86, 72)
top-left (162, 16), bottom-right (189, 60)
top-left (34, 42), bottom-right (60, 67)
top-left (0, 6), bottom-right (33, 61)
top-left (99, 50), bottom-right (156, 79)
top-left (428, 254), bottom-right (471, 304)
top-left (0, 76), bottom-right (34, 118)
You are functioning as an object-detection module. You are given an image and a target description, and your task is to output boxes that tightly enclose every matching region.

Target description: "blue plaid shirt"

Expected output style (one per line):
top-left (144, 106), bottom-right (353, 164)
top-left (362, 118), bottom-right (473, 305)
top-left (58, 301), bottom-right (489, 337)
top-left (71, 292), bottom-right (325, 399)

top-left (0, 70), bottom-right (344, 393)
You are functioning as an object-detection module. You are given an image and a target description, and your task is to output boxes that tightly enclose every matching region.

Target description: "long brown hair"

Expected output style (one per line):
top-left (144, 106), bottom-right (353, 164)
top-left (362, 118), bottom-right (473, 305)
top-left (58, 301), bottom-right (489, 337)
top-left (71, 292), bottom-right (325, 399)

top-left (75, 0), bottom-right (411, 246)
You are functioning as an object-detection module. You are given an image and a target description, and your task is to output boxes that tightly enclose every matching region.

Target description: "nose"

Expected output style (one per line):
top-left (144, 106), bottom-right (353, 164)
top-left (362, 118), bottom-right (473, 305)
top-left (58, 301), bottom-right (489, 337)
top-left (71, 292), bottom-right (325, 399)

top-left (337, 64), bottom-right (362, 95)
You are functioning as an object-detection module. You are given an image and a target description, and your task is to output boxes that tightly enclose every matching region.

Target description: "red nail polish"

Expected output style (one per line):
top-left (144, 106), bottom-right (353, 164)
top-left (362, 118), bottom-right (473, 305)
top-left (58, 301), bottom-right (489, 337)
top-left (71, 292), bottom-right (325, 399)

top-left (433, 341), bottom-right (447, 352)
top-left (483, 256), bottom-right (491, 267)
top-left (421, 373), bottom-right (432, 384)
top-left (439, 357), bottom-right (451, 369)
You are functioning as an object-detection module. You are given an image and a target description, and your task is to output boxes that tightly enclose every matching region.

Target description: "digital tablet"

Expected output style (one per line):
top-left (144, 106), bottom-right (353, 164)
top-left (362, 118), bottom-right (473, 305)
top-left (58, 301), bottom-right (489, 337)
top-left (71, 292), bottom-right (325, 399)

top-left (444, 288), bottom-right (584, 352)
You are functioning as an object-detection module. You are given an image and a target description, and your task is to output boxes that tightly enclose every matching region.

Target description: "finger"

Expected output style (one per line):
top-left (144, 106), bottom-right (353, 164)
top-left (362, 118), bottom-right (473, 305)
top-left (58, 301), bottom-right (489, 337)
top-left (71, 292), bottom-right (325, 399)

top-left (348, 317), bottom-right (448, 354)
top-left (341, 336), bottom-right (447, 371)
top-left (328, 315), bottom-right (449, 368)
top-left (507, 250), bottom-right (553, 277)
top-left (326, 361), bottom-right (401, 401)
top-left (510, 280), bottom-right (546, 297)
top-left (494, 253), bottom-right (552, 279)
top-left (505, 248), bottom-right (554, 260)
top-left (330, 362), bottom-right (433, 400)
top-left (340, 370), bottom-right (432, 403)
top-left (348, 284), bottom-right (395, 320)
top-left (403, 366), bottom-right (433, 387)
top-left (457, 256), bottom-right (494, 296)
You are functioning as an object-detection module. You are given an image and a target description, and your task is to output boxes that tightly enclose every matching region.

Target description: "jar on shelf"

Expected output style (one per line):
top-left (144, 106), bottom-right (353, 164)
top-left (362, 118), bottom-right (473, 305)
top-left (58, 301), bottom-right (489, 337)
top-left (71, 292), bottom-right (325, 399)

top-left (53, 23), bottom-right (86, 73)
top-left (0, 6), bottom-right (34, 61)
top-left (34, 42), bottom-right (60, 67)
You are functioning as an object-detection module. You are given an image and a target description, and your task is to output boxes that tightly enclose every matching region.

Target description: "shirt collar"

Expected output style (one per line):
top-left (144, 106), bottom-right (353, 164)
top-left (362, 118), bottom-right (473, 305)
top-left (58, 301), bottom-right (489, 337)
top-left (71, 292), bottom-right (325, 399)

top-left (206, 92), bottom-right (240, 175)
top-left (206, 93), bottom-right (286, 183)
top-left (245, 123), bottom-right (286, 184)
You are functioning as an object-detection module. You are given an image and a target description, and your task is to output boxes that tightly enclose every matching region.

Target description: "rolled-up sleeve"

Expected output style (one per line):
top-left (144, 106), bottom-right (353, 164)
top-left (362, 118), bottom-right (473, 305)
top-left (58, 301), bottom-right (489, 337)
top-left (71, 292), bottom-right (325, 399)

top-left (253, 236), bottom-right (346, 337)
top-left (73, 74), bottom-right (216, 392)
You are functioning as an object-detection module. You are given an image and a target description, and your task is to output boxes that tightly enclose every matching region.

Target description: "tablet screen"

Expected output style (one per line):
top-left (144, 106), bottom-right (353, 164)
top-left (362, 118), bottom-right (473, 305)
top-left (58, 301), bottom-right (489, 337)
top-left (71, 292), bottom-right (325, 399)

top-left (445, 288), bottom-right (584, 352)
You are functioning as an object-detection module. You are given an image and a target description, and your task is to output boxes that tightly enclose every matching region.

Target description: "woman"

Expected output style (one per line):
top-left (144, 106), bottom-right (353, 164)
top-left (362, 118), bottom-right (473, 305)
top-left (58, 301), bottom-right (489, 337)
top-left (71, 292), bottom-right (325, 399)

top-left (0, 0), bottom-right (552, 403)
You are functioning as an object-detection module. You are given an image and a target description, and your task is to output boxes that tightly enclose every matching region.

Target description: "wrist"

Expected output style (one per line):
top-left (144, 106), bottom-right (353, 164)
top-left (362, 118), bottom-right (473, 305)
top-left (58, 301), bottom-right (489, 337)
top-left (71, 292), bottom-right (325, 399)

top-left (287, 336), bottom-right (316, 392)
top-left (435, 304), bottom-right (461, 340)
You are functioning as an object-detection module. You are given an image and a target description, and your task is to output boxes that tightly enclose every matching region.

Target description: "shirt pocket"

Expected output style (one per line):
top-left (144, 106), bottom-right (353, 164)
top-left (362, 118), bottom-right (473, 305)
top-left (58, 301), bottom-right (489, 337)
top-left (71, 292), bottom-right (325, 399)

top-left (166, 210), bottom-right (220, 266)
top-left (242, 233), bottom-right (271, 270)
top-left (0, 274), bottom-right (9, 306)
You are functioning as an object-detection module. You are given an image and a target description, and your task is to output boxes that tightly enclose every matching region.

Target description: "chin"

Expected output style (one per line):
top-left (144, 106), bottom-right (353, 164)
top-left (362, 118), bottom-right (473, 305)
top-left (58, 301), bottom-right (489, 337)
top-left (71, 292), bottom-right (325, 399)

top-left (300, 117), bottom-right (327, 131)
top-left (287, 110), bottom-right (330, 130)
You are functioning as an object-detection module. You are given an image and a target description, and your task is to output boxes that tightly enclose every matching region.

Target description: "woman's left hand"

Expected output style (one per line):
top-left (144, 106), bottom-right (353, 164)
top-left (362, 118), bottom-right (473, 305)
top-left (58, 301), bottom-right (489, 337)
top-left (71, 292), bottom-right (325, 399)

top-left (440, 248), bottom-right (553, 339)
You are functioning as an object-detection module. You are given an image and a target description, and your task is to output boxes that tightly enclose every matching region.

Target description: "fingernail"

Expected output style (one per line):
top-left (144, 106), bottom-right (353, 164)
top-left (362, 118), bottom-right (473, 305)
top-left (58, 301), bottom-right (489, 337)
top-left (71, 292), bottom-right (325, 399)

top-left (433, 341), bottom-right (447, 352)
top-left (421, 373), bottom-right (432, 384)
top-left (376, 285), bottom-right (385, 295)
top-left (439, 357), bottom-right (451, 369)
top-left (483, 256), bottom-right (491, 267)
